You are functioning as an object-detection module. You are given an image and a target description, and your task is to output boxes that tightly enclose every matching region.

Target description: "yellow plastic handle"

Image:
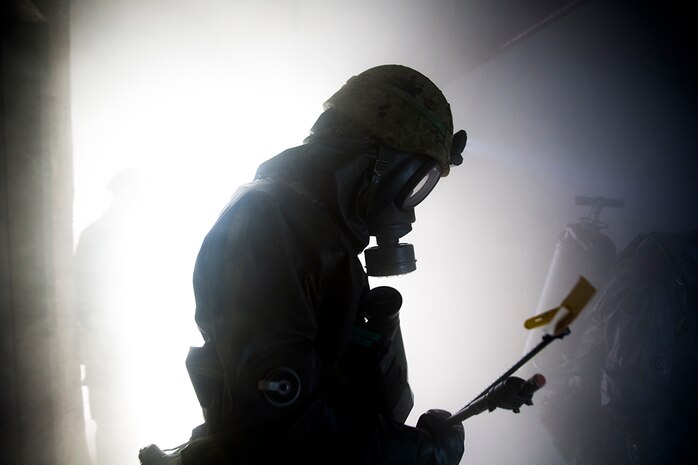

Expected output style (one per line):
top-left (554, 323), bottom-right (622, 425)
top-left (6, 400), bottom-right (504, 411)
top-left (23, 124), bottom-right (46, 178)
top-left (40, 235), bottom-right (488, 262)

top-left (524, 307), bottom-right (559, 330)
top-left (524, 277), bottom-right (597, 335)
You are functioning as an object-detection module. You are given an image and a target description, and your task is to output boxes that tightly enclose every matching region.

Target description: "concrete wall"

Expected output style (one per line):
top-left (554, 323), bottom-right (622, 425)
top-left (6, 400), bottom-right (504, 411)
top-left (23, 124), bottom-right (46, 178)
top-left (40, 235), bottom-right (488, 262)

top-left (0, 2), bottom-right (88, 464)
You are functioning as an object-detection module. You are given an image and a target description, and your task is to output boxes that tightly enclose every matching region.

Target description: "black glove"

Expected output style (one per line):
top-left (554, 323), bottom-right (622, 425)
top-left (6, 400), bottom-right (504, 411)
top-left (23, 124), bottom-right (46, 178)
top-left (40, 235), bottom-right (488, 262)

top-left (416, 409), bottom-right (465, 465)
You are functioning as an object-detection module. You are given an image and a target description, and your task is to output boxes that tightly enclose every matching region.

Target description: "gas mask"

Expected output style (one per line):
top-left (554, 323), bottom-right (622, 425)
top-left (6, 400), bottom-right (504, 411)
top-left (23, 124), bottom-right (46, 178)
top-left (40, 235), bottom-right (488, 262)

top-left (363, 130), bottom-right (467, 276)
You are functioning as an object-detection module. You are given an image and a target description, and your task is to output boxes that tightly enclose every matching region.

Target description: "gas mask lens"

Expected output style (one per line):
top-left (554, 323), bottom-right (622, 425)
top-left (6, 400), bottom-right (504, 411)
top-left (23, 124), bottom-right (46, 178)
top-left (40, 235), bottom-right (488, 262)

top-left (400, 163), bottom-right (441, 208)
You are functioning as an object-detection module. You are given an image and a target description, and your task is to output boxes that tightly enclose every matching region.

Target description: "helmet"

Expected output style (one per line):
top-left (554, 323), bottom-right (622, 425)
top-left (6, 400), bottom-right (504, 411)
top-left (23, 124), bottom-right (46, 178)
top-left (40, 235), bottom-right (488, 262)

top-left (324, 64), bottom-right (455, 176)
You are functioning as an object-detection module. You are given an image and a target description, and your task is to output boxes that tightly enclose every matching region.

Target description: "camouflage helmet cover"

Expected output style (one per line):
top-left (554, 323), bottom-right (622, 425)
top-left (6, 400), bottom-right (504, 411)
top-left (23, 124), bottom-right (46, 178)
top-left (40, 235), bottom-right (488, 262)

top-left (324, 64), bottom-right (455, 176)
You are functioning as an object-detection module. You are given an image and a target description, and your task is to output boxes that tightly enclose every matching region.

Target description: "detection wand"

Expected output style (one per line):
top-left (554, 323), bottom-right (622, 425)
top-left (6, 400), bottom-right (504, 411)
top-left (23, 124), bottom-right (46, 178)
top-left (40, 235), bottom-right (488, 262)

top-left (447, 277), bottom-right (596, 425)
top-left (447, 332), bottom-right (565, 424)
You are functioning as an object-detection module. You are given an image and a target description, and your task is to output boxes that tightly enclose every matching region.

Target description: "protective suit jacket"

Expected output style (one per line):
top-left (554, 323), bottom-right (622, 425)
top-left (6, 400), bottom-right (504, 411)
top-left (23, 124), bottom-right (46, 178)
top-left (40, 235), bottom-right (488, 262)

top-left (187, 138), bottom-right (443, 464)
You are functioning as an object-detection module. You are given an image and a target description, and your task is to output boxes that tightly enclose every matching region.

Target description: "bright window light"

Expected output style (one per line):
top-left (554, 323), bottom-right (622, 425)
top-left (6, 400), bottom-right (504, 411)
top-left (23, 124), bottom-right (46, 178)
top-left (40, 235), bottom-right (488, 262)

top-left (70, 1), bottom-right (342, 457)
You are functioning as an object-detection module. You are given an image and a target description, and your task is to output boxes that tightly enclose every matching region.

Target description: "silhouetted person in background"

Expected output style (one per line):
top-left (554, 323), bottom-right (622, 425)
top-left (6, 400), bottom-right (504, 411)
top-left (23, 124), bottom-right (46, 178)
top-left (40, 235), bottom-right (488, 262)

top-left (75, 169), bottom-right (154, 465)
top-left (161, 65), bottom-right (469, 465)
top-left (540, 230), bottom-right (698, 465)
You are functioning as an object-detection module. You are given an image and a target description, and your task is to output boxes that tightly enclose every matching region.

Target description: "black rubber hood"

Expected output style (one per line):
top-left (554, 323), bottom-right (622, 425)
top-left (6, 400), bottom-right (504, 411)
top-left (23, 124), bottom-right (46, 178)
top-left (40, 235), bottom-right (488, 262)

top-left (254, 138), bottom-right (380, 253)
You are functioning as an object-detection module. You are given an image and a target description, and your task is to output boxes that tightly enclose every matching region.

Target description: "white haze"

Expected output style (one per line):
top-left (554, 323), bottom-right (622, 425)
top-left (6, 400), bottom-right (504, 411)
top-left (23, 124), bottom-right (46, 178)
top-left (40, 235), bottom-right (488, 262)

top-left (71, 1), bottom-right (695, 464)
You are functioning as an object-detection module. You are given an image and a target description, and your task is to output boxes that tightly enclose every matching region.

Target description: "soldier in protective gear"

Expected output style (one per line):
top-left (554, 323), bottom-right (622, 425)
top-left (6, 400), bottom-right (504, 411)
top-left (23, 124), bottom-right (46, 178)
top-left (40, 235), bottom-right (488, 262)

top-left (182, 64), bottom-right (467, 465)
